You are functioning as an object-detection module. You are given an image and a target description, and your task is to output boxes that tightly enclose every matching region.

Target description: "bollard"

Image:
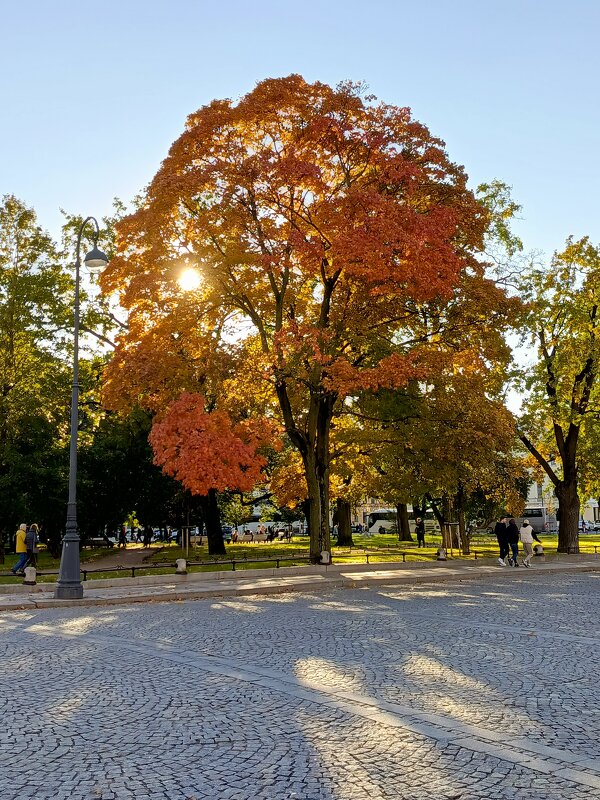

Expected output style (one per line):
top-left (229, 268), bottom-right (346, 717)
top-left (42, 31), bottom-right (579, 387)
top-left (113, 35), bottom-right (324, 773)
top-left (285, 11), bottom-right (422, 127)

top-left (23, 566), bottom-right (36, 586)
top-left (320, 550), bottom-right (331, 564)
top-left (533, 544), bottom-right (545, 562)
top-left (175, 558), bottom-right (187, 575)
top-left (436, 547), bottom-right (447, 561)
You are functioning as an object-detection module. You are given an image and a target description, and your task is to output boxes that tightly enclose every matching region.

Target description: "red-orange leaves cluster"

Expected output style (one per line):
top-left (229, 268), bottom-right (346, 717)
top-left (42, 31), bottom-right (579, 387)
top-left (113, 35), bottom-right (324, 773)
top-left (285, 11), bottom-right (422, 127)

top-left (149, 393), bottom-right (280, 496)
top-left (324, 352), bottom-right (426, 395)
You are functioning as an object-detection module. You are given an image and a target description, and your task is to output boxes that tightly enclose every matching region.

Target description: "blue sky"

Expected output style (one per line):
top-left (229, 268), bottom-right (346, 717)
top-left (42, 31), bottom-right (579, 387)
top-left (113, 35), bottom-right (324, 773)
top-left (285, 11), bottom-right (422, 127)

top-left (1, 0), bottom-right (598, 255)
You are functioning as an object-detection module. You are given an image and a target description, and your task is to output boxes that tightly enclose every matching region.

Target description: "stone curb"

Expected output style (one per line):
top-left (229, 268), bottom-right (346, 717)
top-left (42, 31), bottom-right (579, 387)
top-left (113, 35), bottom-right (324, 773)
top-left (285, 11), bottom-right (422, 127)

top-left (1, 550), bottom-right (594, 594)
top-left (1, 559), bottom-right (599, 611)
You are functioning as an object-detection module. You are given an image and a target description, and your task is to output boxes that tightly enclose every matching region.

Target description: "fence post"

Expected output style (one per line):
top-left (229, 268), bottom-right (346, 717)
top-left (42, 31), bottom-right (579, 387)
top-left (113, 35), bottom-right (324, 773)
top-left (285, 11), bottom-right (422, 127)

top-left (232, 560), bottom-right (236, 571)
top-left (366, 553), bottom-right (370, 564)
top-left (402, 553), bottom-right (406, 563)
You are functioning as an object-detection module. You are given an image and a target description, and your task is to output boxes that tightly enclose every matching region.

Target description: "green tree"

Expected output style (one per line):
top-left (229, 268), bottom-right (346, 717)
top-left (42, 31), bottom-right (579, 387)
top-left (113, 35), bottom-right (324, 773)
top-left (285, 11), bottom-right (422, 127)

top-left (0, 195), bottom-right (73, 545)
top-left (518, 237), bottom-right (600, 552)
top-left (78, 405), bottom-right (182, 539)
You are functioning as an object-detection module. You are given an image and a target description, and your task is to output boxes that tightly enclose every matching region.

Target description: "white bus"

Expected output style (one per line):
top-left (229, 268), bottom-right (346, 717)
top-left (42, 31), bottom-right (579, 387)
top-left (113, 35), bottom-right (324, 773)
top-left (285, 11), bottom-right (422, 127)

top-left (516, 506), bottom-right (558, 533)
top-left (367, 509), bottom-right (397, 534)
top-left (366, 508), bottom-right (439, 535)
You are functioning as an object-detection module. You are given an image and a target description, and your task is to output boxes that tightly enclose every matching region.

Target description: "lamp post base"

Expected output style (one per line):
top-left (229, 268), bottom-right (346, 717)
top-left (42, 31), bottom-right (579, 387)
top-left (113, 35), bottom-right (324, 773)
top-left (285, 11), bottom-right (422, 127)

top-left (55, 583), bottom-right (84, 600)
top-left (56, 527), bottom-right (82, 600)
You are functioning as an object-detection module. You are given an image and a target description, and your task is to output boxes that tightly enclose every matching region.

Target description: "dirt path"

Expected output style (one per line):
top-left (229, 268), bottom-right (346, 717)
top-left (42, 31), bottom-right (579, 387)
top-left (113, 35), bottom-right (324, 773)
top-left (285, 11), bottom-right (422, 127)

top-left (82, 544), bottom-right (165, 572)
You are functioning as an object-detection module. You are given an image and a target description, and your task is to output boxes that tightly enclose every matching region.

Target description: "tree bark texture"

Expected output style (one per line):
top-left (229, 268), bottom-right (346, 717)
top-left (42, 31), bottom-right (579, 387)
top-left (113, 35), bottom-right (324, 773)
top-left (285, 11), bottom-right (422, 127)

top-left (397, 503), bottom-right (413, 541)
top-left (335, 498), bottom-right (353, 546)
top-left (556, 479), bottom-right (580, 553)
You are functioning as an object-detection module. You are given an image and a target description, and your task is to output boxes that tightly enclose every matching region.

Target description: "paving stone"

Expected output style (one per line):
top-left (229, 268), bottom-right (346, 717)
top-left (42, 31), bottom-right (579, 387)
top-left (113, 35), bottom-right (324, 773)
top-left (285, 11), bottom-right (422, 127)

top-left (2, 573), bottom-right (600, 798)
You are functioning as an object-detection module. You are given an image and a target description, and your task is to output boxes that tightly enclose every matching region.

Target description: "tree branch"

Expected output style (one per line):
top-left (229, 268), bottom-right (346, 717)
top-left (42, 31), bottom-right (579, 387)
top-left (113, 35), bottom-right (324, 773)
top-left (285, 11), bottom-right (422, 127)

top-left (518, 431), bottom-right (560, 487)
top-left (80, 325), bottom-right (116, 349)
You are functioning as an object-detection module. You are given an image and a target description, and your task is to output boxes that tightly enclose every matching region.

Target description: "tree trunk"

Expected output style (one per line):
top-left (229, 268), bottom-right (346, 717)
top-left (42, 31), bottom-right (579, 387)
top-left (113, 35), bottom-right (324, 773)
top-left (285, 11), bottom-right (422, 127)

top-left (397, 503), bottom-right (413, 541)
top-left (519, 424), bottom-right (582, 556)
top-left (335, 498), bottom-right (353, 547)
top-left (316, 396), bottom-right (333, 557)
top-left (274, 379), bottom-right (334, 563)
top-left (199, 489), bottom-right (226, 556)
top-left (556, 479), bottom-right (580, 553)
top-left (456, 485), bottom-right (469, 554)
top-left (304, 453), bottom-right (323, 562)
top-left (301, 397), bottom-right (334, 562)
top-left (304, 453), bottom-right (332, 560)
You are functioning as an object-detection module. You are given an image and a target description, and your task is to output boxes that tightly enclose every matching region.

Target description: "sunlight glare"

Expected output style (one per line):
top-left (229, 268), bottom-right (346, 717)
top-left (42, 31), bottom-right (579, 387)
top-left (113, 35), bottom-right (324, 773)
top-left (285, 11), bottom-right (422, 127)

top-left (178, 267), bottom-right (202, 291)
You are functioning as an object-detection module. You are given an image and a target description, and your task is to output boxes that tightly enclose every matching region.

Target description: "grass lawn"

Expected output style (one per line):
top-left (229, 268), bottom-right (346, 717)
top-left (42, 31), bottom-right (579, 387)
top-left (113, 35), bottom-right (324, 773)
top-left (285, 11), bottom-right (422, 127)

top-left (1, 533), bottom-right (599, 585)
top-left (145, 531), bottom-right (600, 570)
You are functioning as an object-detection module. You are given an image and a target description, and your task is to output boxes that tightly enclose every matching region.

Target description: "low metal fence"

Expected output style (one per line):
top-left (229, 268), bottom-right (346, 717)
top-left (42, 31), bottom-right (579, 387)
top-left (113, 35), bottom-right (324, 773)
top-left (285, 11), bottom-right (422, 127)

top-left (2, 545), bottom-right (599, 583)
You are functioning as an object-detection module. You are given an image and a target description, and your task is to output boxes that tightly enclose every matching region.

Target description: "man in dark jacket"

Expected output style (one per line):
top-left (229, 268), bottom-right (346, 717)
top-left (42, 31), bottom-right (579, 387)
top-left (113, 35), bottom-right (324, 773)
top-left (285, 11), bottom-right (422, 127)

top-left (494, 516), bottom-right (509, 566)
top-left (24, 523), bottom-right (39, 569)
top-left (506, 518), bottom-right (520, 566)
top-left (415, 517), bottom-right (426, 548)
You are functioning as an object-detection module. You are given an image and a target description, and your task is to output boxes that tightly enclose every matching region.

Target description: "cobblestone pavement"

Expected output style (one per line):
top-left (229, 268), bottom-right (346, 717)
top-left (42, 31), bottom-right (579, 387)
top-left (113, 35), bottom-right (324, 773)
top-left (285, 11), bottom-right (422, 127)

top-left (1, 571), bottom-right (600, 799)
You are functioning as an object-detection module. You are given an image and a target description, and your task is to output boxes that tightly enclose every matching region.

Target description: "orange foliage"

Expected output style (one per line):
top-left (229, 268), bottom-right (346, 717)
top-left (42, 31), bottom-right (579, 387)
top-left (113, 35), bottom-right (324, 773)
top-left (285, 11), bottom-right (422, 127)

top-left (103, 75), bottom-right (488, 403)
top-left (149, 393), bottom-right (280, 496)
top-left (100, 76), bottom-right (509, 554)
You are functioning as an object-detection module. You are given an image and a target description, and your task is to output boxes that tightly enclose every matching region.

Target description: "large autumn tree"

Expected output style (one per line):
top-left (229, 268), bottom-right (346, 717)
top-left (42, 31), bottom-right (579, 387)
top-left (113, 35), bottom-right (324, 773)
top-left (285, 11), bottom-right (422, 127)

top-left (518, 237), bottom-right (600, 553)
top-left (104, 75), bottom-right (494, 561)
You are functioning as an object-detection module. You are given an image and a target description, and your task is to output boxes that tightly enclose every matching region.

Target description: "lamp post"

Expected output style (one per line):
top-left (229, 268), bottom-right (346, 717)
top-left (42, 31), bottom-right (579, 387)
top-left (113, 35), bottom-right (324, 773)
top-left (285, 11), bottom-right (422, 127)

top-left (55, 217), bottom-right (108, 600)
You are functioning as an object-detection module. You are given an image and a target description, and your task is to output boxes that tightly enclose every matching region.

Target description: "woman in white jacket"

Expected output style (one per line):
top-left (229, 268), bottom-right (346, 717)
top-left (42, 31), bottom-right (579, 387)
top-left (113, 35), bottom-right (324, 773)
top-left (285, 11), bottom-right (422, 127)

top-left (519, 520), bottom-right (537, 567)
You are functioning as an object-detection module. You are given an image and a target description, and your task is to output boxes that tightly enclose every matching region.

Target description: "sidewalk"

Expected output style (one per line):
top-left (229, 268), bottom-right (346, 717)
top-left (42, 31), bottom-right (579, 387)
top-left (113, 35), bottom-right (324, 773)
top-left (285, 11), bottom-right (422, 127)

top-left (1, 555), bottom-right (599, 611)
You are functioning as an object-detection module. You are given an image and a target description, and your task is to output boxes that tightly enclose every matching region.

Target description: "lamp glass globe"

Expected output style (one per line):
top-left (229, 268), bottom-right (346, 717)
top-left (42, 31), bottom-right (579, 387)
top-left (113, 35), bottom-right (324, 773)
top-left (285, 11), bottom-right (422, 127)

top-left (84, 246), bottom-right (109, 275)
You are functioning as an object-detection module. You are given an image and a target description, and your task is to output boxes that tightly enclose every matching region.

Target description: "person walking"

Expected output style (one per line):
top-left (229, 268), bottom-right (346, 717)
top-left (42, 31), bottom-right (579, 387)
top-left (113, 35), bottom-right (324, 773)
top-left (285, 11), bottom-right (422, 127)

top-left (519, 519), bottom-right (539, 567)
top-left (143, 524), bottom-right (153, 547)
top-left (506, 517), bottom-right (520, 566)
top-left (11, 524), bottom-right (28, 575)
top-left (118, 524), bottom-right (127, 549)
top-left (415, 517), bottom-right (426, 548)
top-left (25, 523), bottom-right (39, 569)
top-left (494, 516), bottom-right (509, 566)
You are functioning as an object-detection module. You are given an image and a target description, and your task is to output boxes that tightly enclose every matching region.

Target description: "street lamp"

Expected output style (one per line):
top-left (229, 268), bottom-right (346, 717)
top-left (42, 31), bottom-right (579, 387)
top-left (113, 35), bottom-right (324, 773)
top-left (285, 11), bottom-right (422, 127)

top-left (55, 217), bottom-right (109, 600)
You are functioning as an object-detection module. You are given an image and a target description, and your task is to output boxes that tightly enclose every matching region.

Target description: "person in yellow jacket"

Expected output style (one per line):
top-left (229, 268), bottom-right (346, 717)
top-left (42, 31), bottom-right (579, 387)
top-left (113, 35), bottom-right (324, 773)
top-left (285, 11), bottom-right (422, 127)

top-left (11, 524), bottom-right (29, 575)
